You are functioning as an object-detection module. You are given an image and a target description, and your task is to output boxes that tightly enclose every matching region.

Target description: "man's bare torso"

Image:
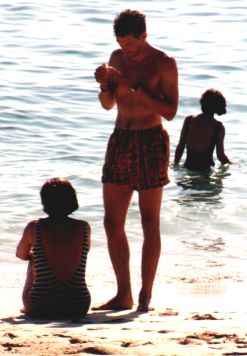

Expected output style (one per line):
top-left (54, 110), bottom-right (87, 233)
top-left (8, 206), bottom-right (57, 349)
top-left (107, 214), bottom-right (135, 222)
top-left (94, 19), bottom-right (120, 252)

top-left (109, 46), bottom-right (171, 129)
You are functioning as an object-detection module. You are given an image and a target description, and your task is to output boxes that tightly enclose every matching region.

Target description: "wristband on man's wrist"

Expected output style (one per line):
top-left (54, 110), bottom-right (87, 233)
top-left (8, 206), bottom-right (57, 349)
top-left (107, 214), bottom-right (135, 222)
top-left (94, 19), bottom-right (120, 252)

top-left (100, 84), bottom-right (109, 92)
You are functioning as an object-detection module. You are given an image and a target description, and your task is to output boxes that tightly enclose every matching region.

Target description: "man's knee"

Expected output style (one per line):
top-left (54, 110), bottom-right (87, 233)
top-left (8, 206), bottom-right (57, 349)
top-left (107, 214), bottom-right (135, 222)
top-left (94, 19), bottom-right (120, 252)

top-left (104, 215), bottom-right (124, 234)
top-left (141, 214), bottom-right (160, 230)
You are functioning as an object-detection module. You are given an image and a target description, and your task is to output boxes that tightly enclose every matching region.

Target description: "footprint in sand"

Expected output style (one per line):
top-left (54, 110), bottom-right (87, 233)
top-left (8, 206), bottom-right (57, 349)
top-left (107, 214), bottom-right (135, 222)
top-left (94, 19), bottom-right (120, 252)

top-left (4, 332), bottom-right (17, 339)
top-left (53, 333), bottom-right (70, 338)
top-left (158, 329), bottom-right (171, 334)
top-left (178, 331), bottom-right (241, 346)
top-left (69, 337), bottom-right (87, 344)
top-left (191, 313), bottom-right (218, 320)
top-left (178, 337), bottom-right (195, 345)
top-left (1, 342), bottom-right (24, 351)
top-left (121, 341), bottom-right (153, 348)
top-left (81, 346), bottom-right (110, 355)
top-left (157, 308), bottom-right (179, 317)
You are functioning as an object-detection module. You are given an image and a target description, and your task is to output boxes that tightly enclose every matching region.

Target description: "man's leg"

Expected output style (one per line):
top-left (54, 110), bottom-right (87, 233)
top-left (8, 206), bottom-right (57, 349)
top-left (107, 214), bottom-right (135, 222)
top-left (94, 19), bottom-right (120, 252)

top-left (94, 182), bottom-right (134, 310)
top-left (138, 187), bottom-right (163, 311)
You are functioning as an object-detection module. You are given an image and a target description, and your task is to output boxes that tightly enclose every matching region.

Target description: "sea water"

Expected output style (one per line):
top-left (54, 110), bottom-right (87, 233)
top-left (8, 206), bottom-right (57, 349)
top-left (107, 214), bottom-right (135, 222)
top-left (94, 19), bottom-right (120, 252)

top-left (0, 0), bottom-right (246, 298)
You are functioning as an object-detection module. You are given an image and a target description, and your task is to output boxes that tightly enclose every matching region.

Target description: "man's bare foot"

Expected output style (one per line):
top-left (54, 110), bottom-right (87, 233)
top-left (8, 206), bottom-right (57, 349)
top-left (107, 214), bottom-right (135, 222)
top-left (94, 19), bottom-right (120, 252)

top-left (137, 302), bottom-right (155, 312)
top-left (137, 294), bottom-right (154, 312)
top-left (92, 296), bottom-right (133, 311)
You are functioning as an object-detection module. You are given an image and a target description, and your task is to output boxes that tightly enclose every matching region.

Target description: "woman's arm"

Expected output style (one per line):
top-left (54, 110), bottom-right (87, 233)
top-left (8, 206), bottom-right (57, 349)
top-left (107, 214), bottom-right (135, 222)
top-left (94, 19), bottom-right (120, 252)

top-left (216, 125), bottom-right (231, 164)
top-left (86, 222), bottom-right (91, 251)
top-left (16, 221), bottom-right (35, 261)
top-left (174, 116), bottom-right (190, 165)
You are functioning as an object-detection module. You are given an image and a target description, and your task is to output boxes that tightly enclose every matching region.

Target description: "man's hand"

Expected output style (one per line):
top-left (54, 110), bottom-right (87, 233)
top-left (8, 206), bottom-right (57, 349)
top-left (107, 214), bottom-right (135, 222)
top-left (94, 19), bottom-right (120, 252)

top-left (94, 64), bottom-right (123, 85)
top-left (94, 64), bottom-right (110, 85)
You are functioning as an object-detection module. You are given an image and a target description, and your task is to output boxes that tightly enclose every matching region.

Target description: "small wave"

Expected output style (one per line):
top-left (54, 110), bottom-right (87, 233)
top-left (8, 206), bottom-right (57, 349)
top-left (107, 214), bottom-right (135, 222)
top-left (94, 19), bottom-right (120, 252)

top-left (166, 272), bottom-right (243, 284)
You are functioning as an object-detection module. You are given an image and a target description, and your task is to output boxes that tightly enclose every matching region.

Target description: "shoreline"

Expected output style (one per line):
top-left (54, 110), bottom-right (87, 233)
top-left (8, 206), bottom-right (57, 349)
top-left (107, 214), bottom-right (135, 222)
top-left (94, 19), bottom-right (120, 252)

top-left (1, 281), bottom-right (247, 355)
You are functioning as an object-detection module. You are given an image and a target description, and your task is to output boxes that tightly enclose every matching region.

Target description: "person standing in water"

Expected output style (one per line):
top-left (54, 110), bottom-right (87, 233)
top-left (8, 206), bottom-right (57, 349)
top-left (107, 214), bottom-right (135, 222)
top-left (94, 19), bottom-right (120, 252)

top-left (174, 88), bottom-right (231, 171)
top-left (94, 9), bottom-right (178, 311)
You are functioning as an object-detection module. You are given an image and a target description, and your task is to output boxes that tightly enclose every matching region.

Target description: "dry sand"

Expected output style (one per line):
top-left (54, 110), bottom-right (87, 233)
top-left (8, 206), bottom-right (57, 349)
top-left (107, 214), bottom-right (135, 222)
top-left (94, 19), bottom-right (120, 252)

top-left (1, 281), bottom-right (247, 355)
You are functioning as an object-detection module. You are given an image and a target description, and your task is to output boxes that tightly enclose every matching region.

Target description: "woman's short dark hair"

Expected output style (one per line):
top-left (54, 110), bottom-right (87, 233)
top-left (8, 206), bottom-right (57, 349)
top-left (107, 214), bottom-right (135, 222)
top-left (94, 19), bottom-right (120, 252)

top-left (40, 178), bottom-right (79, 217)
top-left (113, 9), bottom-right (146, 38)
top-left (200, 89), bottom-right (227, 115)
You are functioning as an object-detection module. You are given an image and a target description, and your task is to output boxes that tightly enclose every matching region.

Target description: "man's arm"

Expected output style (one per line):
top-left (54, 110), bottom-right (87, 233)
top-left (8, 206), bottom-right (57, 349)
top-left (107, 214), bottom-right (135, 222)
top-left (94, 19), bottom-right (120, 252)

top-left (98, 81), bottom-right (116, 111)
top-left (136, 56), bottom-right (179, 120)
top-left (94, 51), bottom-right (122, 110)
top-left (94, 63), bottom-right (115, 110)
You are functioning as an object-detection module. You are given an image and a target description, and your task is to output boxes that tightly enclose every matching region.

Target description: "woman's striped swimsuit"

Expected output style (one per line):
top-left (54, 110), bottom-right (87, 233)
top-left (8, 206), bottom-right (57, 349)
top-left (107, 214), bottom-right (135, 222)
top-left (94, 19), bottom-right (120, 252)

top-left (30, 220), bottom-right (91, 318)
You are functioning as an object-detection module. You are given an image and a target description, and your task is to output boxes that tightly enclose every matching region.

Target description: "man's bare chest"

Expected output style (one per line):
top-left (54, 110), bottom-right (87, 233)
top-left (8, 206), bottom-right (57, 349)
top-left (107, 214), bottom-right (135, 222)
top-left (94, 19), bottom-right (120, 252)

top-left (119, 62), bottom-right (159, 90)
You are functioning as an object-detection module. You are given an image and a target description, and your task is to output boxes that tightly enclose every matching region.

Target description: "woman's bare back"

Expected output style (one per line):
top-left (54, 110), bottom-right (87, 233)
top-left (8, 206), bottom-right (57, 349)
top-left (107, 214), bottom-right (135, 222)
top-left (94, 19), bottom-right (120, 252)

top-left (186, 114), bottom-right (219, 152)
top-left (39, 217), bottom-right (87, 281)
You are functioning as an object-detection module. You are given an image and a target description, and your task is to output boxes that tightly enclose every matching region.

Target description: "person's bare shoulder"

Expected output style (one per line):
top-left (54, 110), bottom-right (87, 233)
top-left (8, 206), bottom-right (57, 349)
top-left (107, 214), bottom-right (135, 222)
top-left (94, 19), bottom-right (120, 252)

top-left (23, 220), bottom-right (37, 242)
top-left (111, 48), bottom-right (122, 57)
top-left (150, 50), bottom-right (178, 87)
top-left (158, 52), bottom-right (177, 71)
top-left (109, 48), bottom-right (124, 66)
top-left (188, 115), bottom-right (198, 121)
top-left (69, 217), bottom-right (90, 230)
top-left (24, 220), bottom-right (37, 233)
top-left (150, 46), bottom-right (172, 61)
top-left (70, 218), bottom-right (91, 248)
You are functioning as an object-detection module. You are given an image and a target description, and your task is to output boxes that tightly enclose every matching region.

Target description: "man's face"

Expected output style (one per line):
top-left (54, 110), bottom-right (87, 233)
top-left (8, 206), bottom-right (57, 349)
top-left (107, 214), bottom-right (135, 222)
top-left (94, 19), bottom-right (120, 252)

top-left (116, 33), bottom-right (146, 58)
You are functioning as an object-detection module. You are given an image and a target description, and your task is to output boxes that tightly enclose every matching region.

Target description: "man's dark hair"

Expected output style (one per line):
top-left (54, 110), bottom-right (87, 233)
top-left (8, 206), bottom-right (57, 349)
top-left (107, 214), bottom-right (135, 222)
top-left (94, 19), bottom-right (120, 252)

top-left (113, 9), bottom-right (146, 38)
top-left (200, 89), bottom-right (227, 116)
top-left (40, 177), bottom-right (79, 217)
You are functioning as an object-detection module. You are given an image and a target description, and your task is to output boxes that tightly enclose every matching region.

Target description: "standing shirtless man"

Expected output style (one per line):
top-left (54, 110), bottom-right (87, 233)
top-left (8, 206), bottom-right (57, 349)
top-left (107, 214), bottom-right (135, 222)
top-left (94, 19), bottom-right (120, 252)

top-left (94, 9), bottom-right (178, 311)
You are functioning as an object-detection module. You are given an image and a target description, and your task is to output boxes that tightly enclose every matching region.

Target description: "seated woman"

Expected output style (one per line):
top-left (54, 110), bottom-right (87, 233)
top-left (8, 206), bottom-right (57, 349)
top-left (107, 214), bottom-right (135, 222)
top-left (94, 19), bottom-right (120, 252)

top-left (16, 178), bottom-right (91, 319)
top-left (174, 89), bottom-right (231, 171)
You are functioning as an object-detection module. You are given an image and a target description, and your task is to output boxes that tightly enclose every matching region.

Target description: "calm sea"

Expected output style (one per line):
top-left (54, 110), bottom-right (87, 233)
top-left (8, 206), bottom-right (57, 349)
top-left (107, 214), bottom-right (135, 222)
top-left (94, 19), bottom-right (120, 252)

top-left (1, 0), bottom-right (246, 295)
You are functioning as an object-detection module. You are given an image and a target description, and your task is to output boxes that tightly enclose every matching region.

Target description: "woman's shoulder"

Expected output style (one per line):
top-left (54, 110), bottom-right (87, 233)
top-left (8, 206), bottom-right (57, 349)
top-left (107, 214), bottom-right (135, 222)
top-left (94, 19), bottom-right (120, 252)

top-left (183, 115), bottom-right (196, 128)
top-left (68, 217), bottom-right (90, 231)
top-left (215, 118), bottom-right (223, 127)
top-left (185, 114), bottom-right (200, 121)
top-left (24, 219), bottom-right (39, 231)
top-left (69, 217), bottom-right (88, 224)
top-left (21, 220), bottom-right (38, 245)
top-left (68, 218), bottom-right (91, 245)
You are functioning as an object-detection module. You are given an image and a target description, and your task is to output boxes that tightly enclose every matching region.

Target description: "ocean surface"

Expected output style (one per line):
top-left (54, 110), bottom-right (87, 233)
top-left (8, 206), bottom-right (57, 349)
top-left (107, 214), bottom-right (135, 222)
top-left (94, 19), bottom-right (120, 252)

top-left (1, 0), bottom-right (246, 298)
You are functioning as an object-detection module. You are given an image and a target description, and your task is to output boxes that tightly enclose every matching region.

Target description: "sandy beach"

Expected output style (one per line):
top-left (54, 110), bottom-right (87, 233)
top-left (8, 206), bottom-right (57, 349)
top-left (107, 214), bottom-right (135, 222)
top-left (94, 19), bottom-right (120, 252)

top-left (1, 281), bottom-right (247, 355)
